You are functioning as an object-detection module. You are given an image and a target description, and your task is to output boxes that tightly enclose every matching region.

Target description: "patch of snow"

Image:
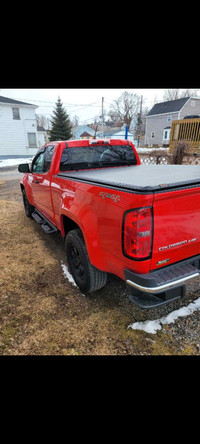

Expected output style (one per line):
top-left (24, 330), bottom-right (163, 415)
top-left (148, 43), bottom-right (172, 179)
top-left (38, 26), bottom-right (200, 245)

top-left (136, 148), bottom-right (169, 154)
top-left (128, 319), bottom-right (162, 334)
top-left (128, 296), bottom-right (200, 334)
top-left (0, 158), bottom-right (33, 168)
top-left (61, 260), bottom-right (77, 287)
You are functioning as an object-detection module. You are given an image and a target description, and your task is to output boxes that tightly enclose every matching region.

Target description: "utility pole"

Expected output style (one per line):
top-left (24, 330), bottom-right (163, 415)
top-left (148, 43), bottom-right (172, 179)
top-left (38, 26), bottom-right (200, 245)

top-left (94, 122), bottom-right (98, 139)
top-left (102, 97), bottom-right (104, 138)
top-left (138, 95), bottom-right (143, 147)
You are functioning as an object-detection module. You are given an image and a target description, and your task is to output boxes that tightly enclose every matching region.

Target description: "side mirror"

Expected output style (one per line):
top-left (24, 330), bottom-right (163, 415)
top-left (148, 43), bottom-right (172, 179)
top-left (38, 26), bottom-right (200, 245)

top-left (18, 163), bottom-right (30, 173)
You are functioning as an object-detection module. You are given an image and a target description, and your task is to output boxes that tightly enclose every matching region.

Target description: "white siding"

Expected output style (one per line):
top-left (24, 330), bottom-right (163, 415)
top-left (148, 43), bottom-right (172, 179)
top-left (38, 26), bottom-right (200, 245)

top-left (0, 103), bottom-right (39, 156)
top-left (37, 131), bottom-right (46, 148)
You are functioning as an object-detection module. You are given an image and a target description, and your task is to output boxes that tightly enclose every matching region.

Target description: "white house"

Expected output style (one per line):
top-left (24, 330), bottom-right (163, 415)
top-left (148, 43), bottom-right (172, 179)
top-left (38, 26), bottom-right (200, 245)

top-left (37, 125), bottom-right (46, 147)
top-left (0, 95), bottom-right (43, 156)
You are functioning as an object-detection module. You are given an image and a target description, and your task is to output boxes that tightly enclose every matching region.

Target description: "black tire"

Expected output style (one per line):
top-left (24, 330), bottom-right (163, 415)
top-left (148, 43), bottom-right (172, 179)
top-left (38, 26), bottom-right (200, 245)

top-left (65, 229), bottom-right (108, 293)
top-left (22, 188), bottom-right (34, 218)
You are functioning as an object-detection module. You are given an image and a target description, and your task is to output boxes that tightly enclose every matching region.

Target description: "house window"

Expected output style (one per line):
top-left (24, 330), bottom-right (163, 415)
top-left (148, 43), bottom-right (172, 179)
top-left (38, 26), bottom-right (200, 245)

top-left (151, 131), bottom-right (155, 139)
top-left (164, 130), bottom-right (168, 140)
top-left (163, 128), bottom-right (171, 141)
top-left (28, 133), bottom-right (37, 148)
top-left (12, 107), bottom-right (20, 119)
top-left (167, 115), bottom-right (172, 122)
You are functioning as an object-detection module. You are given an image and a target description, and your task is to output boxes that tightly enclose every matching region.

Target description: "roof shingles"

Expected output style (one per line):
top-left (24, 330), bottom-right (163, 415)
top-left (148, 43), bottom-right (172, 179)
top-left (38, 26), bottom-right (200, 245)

top-left (147, 97), bottom-right (190, 116)
top-left (0, 95), bottom-right (37, 107)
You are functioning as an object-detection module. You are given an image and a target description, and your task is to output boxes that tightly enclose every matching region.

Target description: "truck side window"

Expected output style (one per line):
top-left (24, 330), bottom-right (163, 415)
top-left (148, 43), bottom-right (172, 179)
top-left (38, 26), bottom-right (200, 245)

top-left (43, 145), bottom-right (55, 172)
top-left (32, 152), bottom-right (45, 173)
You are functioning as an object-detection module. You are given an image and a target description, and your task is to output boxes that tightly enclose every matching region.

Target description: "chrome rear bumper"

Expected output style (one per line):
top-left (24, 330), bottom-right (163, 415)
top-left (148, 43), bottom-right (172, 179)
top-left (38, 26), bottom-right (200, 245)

top-left (124, 256), bottom-right (200, 308)
top-left (126, 272), bottom-right (199, 294)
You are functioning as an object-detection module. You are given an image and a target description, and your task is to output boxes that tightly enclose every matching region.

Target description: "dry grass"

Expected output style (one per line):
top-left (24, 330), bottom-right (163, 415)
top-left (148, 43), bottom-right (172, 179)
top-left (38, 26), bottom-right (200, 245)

top-left (0, 197), bottom-right (141, 355)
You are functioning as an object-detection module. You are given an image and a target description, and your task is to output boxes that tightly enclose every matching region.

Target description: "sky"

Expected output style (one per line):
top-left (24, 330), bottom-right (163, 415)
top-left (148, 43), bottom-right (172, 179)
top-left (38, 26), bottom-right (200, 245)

top-left (0, 88), bottom-right (166, 125)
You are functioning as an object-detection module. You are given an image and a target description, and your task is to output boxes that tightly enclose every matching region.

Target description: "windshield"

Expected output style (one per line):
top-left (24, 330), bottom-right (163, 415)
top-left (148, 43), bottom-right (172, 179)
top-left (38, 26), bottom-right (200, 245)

top-left (59, 144), bottom-right (137, 171)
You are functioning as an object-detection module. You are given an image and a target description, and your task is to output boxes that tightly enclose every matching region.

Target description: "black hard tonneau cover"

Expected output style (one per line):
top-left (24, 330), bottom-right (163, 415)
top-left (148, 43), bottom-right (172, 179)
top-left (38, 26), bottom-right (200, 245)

top-left (57, 165), bottom-right (200, 193)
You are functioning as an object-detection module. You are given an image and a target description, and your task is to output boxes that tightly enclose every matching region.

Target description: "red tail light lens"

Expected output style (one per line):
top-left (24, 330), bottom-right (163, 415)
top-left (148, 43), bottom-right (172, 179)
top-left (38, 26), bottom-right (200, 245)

top-left (123, 207), bottom-right (152, 260)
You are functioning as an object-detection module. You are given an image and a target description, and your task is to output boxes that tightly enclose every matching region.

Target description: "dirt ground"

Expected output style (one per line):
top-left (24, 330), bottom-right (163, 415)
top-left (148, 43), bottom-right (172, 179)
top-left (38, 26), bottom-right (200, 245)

top-left (1, 174), bottom-right (200, 355)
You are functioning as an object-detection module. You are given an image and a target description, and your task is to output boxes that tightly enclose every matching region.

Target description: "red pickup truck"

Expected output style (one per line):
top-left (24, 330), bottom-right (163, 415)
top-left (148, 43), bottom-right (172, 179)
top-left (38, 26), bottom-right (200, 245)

top-left (18, 138), bottom-right (200, 308)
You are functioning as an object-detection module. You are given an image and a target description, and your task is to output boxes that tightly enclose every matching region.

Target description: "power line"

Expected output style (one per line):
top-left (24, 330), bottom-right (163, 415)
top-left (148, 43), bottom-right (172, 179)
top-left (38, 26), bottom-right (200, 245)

top-left (9, 96), bottom-right (101, 109)
top-left (1, 93), bottom-right (113, 112)
top-left (2, 94), bottom-right (112, 124)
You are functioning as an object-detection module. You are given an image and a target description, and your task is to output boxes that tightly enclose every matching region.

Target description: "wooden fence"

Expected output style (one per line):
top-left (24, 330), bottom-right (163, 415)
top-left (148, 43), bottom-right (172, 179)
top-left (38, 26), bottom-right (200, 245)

top-left (169, 118), bottom-right (200, 153)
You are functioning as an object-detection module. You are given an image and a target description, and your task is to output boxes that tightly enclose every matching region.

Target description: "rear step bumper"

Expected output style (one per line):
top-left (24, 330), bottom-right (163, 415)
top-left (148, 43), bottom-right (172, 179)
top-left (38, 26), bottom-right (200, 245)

top-left (32, 209), bottom-right (58, 234)
top-left (124, 256), bottom-right (200, 308)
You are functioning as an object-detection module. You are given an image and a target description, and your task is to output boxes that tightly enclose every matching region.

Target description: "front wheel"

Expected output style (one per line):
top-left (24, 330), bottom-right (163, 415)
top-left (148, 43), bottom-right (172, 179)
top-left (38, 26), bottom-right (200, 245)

top-left (65, 229), bottom-right (107, 293)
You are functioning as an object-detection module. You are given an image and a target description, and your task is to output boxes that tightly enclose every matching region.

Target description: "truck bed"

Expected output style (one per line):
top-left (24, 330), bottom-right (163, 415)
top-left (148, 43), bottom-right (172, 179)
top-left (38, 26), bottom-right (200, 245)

top-left (57, 164), bottom-right (200, 193)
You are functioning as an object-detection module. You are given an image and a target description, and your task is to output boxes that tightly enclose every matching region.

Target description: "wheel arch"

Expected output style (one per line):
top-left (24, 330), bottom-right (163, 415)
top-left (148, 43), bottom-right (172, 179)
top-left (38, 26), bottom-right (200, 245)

top-left (65, 227), bottom-right (107, 293)
top-left (61, 214), bottom-right (83, 239)
top-left (60, 213), bottom-right (107, 271)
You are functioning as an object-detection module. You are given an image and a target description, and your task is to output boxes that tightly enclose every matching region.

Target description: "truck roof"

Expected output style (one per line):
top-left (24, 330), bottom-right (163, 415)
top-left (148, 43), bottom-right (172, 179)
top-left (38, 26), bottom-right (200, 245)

top-left (65, 139), bottom-right (131, 147)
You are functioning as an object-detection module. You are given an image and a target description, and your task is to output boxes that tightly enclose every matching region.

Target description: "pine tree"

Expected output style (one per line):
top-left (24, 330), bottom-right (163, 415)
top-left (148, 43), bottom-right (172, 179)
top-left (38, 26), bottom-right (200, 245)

top-left (49, 97), bottom-right (72, 141)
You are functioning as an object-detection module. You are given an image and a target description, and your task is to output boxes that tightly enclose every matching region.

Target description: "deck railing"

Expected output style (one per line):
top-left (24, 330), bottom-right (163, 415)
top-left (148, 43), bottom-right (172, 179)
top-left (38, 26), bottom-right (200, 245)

top-left (169, 118), bottom-right (200, 153)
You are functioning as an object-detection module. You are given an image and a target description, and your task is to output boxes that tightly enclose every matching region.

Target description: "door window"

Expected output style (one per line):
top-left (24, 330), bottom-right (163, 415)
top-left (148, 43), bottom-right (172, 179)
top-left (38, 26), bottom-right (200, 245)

top-left (43, 145), bottom-right (55, 172)
top-left (32, 152), bottom-right (45, 173)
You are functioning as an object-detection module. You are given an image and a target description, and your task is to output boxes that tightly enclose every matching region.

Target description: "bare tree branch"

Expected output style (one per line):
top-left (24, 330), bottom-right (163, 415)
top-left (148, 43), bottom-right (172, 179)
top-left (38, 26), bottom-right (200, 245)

top-left (163, 89), bottom-right (198, 101)
top-left (109, 91), bottom-right (140, 129)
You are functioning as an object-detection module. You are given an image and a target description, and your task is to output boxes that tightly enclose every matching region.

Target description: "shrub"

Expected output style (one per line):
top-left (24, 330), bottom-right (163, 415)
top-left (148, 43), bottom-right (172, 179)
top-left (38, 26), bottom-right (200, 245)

top-left (171, 142), bottom-right (189, 165)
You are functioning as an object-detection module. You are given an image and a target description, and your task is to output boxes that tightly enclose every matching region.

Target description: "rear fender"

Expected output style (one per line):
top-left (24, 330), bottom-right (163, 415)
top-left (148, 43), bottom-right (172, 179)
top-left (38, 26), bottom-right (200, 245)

top-left (59, 187), bottom-right (106, 270)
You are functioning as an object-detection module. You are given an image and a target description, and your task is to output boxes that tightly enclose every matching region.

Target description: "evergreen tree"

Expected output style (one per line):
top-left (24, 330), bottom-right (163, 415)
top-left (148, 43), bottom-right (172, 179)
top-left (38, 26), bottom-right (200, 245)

top-left (49, 97), bottom-right (72, 141)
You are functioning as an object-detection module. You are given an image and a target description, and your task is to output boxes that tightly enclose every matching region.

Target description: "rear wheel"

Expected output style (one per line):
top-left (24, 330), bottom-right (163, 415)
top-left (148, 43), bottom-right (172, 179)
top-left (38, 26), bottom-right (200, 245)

top-left (65, 229), bottom-right (107, 293)
top-left (22, 189), bottom-right (34, 218)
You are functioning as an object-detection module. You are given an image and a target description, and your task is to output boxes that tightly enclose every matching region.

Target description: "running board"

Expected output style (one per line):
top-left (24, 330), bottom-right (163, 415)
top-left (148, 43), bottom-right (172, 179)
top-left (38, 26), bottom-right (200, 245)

top-left (32, 210), bottom-right (58, 234)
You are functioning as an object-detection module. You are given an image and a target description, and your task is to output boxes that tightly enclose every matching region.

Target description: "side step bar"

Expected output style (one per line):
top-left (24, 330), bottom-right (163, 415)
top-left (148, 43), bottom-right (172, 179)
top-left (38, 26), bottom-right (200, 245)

top-left (32, 209), bottom-right (58, 234)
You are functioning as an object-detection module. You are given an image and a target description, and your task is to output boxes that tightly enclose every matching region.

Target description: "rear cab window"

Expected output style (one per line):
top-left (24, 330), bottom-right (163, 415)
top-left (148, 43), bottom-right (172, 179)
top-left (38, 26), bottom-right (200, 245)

top-left (59, 143), bottom-right (137, 171)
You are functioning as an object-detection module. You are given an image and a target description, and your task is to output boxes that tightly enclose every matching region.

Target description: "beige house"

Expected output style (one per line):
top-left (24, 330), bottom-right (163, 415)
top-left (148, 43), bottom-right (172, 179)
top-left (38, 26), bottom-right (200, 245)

top-left (145, 96), bottom-right (200, 147)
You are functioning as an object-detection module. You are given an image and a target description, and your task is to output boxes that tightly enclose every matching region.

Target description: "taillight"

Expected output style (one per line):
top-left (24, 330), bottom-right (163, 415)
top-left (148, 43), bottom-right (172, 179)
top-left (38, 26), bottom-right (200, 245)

top-left (123, 207), bottom-right (153, 260)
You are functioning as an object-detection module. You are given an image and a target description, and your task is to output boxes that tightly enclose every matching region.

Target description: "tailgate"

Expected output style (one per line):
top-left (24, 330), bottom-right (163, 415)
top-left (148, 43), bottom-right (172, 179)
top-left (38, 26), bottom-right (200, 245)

top-left (150, 186), bottom-right (200, 270)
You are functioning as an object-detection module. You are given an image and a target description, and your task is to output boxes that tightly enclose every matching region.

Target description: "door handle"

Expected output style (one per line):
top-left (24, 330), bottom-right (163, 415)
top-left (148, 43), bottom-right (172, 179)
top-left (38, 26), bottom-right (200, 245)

top-left (34, 180), bottom-right (40, 184)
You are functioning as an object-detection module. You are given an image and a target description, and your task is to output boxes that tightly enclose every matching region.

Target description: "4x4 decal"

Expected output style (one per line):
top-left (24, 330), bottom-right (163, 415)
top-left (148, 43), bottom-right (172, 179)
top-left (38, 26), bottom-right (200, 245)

top-left (98, 191), bottom-right (120, 203)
